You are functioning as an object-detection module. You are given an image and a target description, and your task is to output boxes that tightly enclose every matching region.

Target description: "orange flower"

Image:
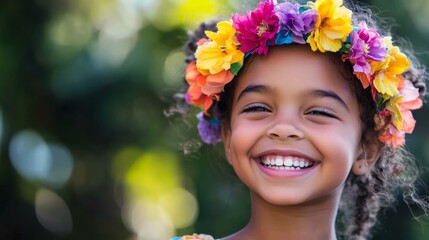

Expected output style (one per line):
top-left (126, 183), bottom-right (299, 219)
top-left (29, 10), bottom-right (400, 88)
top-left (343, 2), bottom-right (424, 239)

top-left (201, 70), bottom-right (234, 96)
top-left (185, 62), bottom-right (213, 114)
top-left (379, 125), bottom-right (405, 148)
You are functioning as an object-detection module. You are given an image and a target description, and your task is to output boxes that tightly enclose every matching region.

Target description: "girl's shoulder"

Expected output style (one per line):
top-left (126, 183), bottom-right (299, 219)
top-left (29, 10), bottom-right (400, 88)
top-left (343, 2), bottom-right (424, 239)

top-left (170, 233), bottom-right (217, 240)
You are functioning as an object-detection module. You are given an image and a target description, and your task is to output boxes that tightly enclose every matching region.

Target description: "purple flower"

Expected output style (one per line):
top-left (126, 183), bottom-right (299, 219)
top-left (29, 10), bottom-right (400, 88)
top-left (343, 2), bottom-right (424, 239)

top-left (196, 112), bottom-right (221, 144)
top-left (232, 0), bottom-right (279, 56)
top-left (275, 3), bottom-right (318, 44)
top-left (349, 21), bottom-right (388, 74)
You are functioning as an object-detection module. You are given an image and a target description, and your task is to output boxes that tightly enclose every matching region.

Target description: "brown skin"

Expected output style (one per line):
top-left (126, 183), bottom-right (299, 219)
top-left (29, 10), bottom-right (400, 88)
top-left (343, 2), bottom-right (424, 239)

top-left (223, 192), bottom-right (339, 240)
top-left (221, 45), bottom-right (380, 240)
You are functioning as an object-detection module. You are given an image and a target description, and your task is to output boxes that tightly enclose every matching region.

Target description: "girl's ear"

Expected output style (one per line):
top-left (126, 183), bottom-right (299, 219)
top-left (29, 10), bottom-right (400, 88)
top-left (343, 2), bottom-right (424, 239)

top-left (352, 141), bottom-right (382, 175)
top-left (221, 120), bottom-right (232, 165)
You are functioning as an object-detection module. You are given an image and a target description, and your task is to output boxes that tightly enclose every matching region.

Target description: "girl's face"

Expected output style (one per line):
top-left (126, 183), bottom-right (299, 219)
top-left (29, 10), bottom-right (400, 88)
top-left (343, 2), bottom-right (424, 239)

top-left (222, 45), bottom-right (363, 206)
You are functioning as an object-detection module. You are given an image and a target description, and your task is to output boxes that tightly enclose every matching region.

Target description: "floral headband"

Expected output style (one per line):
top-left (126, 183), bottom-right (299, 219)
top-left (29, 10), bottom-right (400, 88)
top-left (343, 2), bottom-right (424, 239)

top-left (184, 0), bottom-right (422, 148)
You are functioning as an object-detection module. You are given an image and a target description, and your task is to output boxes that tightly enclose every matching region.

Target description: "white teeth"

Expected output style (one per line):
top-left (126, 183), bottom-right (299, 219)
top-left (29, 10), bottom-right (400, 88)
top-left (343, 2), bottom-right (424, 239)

top-left (284, 158), bottom-right (293, 167)
top-left (261, 156), bottom-right (314, 170)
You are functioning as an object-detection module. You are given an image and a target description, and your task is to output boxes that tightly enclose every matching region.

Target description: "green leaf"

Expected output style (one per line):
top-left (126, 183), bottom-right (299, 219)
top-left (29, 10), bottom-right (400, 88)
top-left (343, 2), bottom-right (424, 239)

top-left (230, 62), bottom-right (243, 75)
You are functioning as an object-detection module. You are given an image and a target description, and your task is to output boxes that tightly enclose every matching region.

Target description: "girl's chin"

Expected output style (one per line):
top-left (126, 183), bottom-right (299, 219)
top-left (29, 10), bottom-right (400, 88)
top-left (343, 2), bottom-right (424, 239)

top-left (255, 191), bottom-right (313, 206)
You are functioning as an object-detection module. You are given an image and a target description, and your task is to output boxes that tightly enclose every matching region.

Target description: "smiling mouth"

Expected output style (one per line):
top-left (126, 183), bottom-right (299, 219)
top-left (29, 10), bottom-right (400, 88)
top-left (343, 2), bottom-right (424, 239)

top-left (259, 155), bottom-right (315, 170)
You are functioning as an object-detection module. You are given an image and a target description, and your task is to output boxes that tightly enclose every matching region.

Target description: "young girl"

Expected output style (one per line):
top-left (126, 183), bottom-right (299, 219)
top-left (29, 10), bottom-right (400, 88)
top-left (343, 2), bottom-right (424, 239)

top-left (172, 0), bottom-right (428, 239)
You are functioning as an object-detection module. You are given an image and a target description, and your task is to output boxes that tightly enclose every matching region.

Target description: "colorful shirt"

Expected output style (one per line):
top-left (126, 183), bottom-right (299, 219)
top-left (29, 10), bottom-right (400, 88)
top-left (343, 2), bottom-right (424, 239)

top-left (170, 233), bottom-right (216, 240)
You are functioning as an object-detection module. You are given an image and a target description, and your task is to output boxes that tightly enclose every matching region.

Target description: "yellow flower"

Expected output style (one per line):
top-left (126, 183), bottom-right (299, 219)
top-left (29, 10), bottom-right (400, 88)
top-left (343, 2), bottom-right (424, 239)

top-left (372, 46), bottom-right (410, 98)
top-left (386, 96), bottom-right (404, 131)
top-left (195, 21), bottom-right (244, 75)
top-left (307, 0), bottom-right (353, 52)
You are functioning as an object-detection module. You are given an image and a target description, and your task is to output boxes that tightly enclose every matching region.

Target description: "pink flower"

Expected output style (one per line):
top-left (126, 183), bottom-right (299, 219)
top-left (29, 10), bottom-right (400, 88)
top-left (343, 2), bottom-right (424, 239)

top-left (232, 0), bottom-right (279, 55)
top-left (378, 77), bottom-right (422, 147)
top-left (348, 22), bottom-right (387, 88)
top-left (396, 78), bottom-right (422, 133)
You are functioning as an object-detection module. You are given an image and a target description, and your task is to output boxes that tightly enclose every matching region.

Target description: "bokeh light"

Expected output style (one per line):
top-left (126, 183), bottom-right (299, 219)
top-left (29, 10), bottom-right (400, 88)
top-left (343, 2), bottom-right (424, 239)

top-left (9, 130), bottom-right (52, 182)
top-left (44, 144), bottom-right (74, 188)
top-left (158, 187), bottom-right (198, 229)
top-left (112, 149), bottom-right (200, 238)
top-left (163, 49), bottom-right (186, 86)
top-left (47, 13), bottom-right (92, 51)
top-left (35, 188), bottom-right (73, 236)
top-left (122, 199), bottom-right (174, 240)
top-left (9, 130), bottom-right (74, 188)
top-left (90, 0), bottom-right (144, 67)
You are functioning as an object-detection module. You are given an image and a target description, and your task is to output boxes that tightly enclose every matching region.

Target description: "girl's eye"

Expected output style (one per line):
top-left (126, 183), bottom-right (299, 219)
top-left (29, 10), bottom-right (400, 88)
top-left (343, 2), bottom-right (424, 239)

top-left (242, 103), bottom-right (271, 113)
top-left (306, 109), bottom-right (338, 119)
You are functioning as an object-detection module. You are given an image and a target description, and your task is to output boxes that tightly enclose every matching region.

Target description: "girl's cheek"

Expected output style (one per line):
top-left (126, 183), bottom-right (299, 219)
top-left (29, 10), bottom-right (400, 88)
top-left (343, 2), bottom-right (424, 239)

top-left (231, 119), bottom-right (259, 139)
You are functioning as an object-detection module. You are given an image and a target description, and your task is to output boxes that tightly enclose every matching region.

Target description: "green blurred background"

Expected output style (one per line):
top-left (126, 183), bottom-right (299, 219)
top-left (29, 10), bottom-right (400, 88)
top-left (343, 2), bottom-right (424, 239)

top-left (0, 0), bottom-right (429, 239)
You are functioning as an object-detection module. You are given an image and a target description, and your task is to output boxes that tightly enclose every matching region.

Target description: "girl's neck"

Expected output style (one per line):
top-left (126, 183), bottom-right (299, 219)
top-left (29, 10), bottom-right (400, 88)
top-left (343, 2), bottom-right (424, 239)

top-left (223, 192), bottom-right (340, 240)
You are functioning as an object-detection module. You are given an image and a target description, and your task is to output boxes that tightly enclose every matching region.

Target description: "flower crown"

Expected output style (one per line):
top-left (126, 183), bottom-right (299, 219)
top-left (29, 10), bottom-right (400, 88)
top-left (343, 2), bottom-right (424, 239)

top-left (184, 0), bottom-right (422, 147)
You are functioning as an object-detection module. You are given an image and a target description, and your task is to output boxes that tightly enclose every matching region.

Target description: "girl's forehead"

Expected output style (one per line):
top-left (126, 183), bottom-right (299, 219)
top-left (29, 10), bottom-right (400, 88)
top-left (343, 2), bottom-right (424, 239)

top-left (236, 45), bottom-right (349, 92)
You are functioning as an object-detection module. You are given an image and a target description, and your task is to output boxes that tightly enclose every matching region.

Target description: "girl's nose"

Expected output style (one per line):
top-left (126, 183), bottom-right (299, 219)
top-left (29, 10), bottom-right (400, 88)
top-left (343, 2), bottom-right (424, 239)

top-left (266, 116), bottom-right (304, 141)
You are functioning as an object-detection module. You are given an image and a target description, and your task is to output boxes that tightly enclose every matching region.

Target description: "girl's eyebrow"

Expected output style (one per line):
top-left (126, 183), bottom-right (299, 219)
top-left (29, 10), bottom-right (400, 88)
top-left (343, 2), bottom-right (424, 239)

top-left (308, 89), bottom-right (350, 112)
top-left (237, 85), bottom-right (350, 112)
top-left (237, 84), bottom-right (270, 101)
